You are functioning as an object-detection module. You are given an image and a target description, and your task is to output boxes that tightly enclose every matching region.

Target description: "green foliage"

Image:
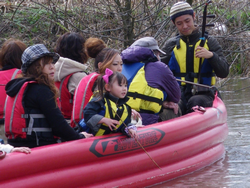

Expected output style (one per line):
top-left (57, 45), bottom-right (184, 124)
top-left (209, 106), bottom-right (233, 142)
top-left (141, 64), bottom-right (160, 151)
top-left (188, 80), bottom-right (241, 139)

top-left (240, 11), bottom-right (250, 25)
top-left (0, 0), bottom-right (249, 78)
top-left (209, 6), bottom-right (250, 27)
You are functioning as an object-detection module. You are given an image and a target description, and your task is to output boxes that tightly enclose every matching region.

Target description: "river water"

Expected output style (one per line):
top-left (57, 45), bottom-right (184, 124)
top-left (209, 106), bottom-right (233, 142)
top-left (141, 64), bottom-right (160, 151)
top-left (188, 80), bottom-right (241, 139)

top-left (150, 78), bottom-right (250, 188)
top-left (1, 78), bottom-right (250, 187)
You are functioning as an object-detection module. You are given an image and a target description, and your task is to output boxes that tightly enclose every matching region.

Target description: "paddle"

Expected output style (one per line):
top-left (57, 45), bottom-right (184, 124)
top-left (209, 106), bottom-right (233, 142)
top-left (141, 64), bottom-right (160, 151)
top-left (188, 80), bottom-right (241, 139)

top-left (194, 0), bottom-right (213, 93)
top-left (176, 78), bottom-right (212, 89)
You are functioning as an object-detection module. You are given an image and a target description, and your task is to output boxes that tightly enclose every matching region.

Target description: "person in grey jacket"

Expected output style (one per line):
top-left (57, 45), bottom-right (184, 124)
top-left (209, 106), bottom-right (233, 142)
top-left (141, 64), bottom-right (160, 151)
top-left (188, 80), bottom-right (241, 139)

top-left (161, 1), bottom-right (229, 114)
top-left (54, 32), bottom-right (89, 120)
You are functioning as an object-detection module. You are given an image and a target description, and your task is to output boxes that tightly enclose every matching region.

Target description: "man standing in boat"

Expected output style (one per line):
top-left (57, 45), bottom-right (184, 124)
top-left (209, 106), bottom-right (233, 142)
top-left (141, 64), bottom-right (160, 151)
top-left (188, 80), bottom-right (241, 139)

top-left (161, 1), bottom-right (229, 114)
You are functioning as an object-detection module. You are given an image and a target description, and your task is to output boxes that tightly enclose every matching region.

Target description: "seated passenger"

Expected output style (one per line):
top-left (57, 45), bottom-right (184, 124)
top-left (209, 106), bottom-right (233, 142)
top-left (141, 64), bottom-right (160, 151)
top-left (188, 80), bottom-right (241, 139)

top-left (83, 69), bottom-right (137, 138)
top-left (5, 44), bottom-right (92, 148)
top-left (121, 37), bottom-right (181, 125)
top-left (54, 32), bottom-right (89, 121)
top-left (0, 39), bottom-right (27, 124)
top-left (71, 38), bottom-right (141, 128)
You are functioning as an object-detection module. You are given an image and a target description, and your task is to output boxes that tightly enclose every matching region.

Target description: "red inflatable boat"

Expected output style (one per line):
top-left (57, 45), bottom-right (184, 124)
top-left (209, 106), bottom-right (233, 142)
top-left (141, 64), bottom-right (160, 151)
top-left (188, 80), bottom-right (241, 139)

top-left (0, 96), bottom-right (228, 187)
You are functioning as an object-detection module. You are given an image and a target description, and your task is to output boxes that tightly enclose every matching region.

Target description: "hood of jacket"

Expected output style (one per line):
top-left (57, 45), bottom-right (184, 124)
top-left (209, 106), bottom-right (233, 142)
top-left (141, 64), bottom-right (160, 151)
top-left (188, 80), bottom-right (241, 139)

top-left (179, 28), bottom-right (201, 44)
top-left (5, 77), bottom-right (34, 97)
top-left (121, 46), bottom-right (157, 64)
top-left (54, 57), bottom-right (88, 82)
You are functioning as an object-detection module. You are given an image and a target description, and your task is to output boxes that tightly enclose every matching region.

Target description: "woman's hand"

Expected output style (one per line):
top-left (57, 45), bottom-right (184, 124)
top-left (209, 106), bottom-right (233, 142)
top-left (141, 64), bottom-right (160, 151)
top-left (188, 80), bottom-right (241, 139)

top-left (81, 132), bottom-right (93, 138)
top-left (131, 109), bottom-right (142, 120)
top-left (11, 147), bottom-right (31, 154)
top-left (99, 117), bottom-right (119, 131)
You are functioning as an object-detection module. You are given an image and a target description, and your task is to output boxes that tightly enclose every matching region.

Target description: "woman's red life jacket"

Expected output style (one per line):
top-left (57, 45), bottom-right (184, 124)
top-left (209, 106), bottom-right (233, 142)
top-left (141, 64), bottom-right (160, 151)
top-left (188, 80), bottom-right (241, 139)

top-left (55, 73), bottom-right (74, 119)
top-left (4, 81), bottom-right (51, 140)
top-left (0, 68), bottom-right (21, 120)
top-left (70, 72), bottom-right (99, 128)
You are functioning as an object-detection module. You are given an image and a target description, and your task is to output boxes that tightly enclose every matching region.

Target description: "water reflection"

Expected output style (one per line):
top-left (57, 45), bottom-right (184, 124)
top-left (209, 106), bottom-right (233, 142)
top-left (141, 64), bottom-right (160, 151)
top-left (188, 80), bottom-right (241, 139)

top-left (222, 78), bottom-right (250, 187)
top-left (149, 156), bottom-right (230, 188)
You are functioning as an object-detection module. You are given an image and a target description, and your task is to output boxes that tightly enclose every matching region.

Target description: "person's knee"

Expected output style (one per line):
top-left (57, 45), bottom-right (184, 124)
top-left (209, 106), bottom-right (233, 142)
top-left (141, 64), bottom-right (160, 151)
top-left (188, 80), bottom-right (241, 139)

top-left (186, 95), bottom-right (213, 113)
top-left (159, 108), bottom-right (182, 122)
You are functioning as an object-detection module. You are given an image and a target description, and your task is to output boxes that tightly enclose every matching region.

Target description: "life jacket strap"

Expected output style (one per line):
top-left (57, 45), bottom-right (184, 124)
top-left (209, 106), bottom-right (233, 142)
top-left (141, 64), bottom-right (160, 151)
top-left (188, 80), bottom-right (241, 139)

top-left (22, 127), bottom-right (52, 133)
top-left (11, 69), bottom-right (20, 80)
top-left (127, 92), bottom-right (163, 105)
top-left (98, 125), bottom-right (113, 135)
top-left (21, 114), bottom-right (47, 135)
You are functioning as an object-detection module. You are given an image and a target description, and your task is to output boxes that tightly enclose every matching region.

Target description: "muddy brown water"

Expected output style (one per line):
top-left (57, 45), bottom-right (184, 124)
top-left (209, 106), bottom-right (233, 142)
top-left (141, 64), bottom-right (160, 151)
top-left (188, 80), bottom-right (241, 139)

top-left (1, 78), bottom-right (250, 187)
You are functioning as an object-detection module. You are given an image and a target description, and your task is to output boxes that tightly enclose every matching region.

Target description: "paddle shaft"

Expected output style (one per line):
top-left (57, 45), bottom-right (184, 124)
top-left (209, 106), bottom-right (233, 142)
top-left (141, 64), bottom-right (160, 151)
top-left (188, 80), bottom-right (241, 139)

top-left (198, 0), bottom-right (212, 83)
top-left (176, 78), bottom-right (212, 89)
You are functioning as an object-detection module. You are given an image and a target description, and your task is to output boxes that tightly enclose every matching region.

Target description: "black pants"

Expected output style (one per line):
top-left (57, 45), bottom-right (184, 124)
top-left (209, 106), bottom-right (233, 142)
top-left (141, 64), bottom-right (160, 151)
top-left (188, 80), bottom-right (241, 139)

top-left (186, 93), bottom-right (214, 114)
top-left (179, 85), bottom-right (221, 115)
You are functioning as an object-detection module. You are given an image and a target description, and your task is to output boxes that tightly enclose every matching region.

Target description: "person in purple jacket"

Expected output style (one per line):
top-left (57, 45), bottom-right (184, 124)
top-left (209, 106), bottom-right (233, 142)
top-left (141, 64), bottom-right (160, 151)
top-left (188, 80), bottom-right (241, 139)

top-left (121, 37), bottom-right (181, 125)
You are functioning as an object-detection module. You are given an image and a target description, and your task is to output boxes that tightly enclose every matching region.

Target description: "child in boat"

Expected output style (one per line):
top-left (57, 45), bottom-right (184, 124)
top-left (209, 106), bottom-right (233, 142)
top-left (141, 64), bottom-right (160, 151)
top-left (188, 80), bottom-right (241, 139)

top-left (83, 68), bottom-right (138, 138)
top-left (0, 143), bottom-right (31, 154)
top-left (5, 44), bottom-right (93, 148)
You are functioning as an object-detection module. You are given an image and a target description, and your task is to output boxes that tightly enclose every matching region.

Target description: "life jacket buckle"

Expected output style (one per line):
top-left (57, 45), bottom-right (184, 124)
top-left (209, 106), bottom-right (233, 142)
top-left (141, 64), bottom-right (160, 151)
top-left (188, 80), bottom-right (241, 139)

top-left (21, 114), bottom-right (29, 118)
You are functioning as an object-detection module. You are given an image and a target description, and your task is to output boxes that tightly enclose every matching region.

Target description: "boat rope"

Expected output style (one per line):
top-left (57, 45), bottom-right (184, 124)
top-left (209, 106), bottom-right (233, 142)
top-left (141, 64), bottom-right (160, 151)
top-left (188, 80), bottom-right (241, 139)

top-left (111, 108), bottom-right (162, 170)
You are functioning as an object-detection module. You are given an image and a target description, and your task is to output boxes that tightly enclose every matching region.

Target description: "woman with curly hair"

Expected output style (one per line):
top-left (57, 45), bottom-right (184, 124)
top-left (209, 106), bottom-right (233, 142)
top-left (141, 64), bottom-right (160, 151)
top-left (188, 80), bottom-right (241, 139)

top-left (54, 32), bottom-right (89, 120)
top-left (4, 44), bottom-right (92, 148)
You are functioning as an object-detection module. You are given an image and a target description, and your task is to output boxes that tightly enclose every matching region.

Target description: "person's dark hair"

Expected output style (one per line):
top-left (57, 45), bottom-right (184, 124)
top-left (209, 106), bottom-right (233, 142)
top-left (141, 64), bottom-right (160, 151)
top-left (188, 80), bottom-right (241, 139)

top-left (22, 56), bottom-right (59, 104)
top-left (0, 38), bottom-right (27, 69)
top-left (85, 38), bottom-right (119, 73)
top-left (55, 32), bottom-right (88, 64)
top-left (96, 71), bottom-right (127, 99)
